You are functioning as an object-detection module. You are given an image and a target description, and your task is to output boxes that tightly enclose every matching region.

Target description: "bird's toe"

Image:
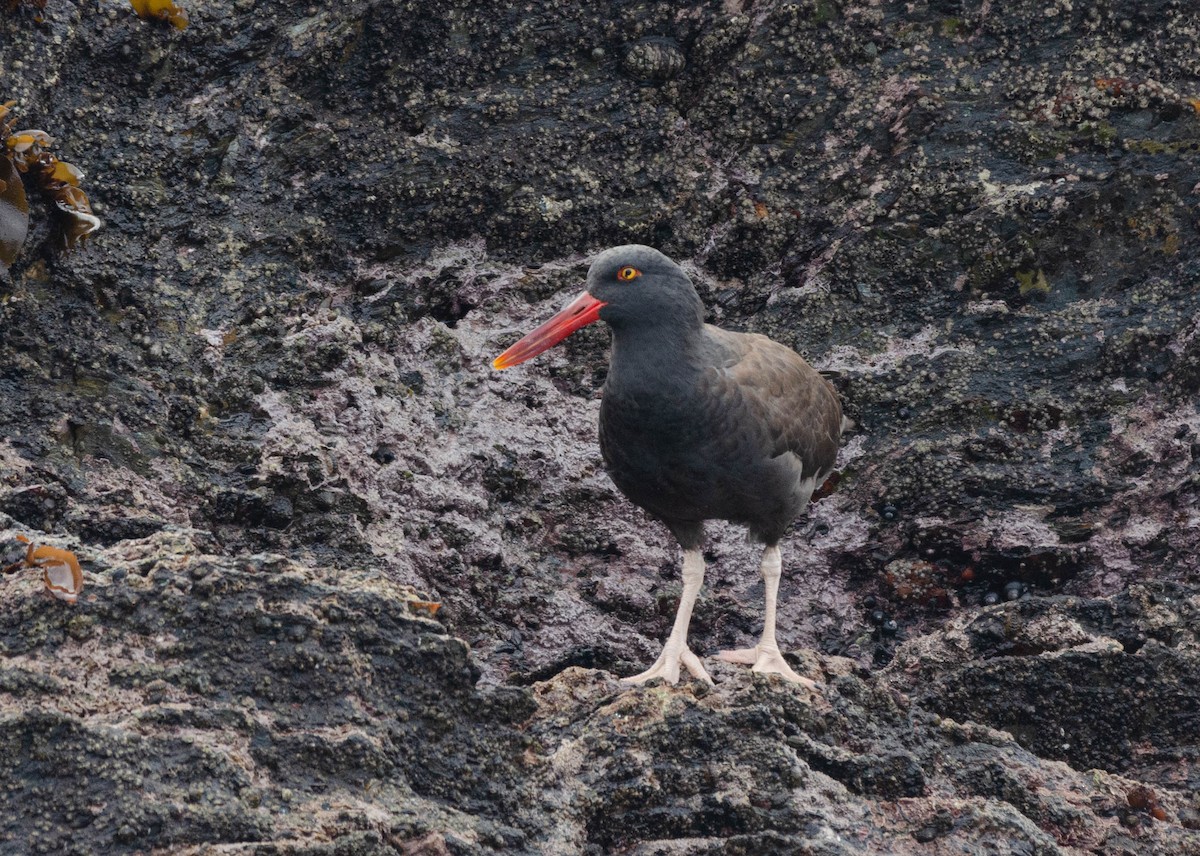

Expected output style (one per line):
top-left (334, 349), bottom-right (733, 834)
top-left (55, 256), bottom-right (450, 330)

top-left (622, 664), bottom-right (675, 685)
top-left (750, 649), bottom-right (820, 689)
top-left (679, 647), bottom-right (715, 685)
top-left (719, 644), bottom-right (822, 689)
top-left (622, 644), bottom-right (712, 686)
top-left (715, 646), bottom-right (760, 665)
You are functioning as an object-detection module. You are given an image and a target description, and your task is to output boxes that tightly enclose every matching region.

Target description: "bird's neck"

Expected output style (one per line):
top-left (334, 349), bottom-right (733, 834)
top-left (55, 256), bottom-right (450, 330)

top-left (602, 286), bottom-right (707, 394)
top-left (606, 321), bottom-right (706, 395)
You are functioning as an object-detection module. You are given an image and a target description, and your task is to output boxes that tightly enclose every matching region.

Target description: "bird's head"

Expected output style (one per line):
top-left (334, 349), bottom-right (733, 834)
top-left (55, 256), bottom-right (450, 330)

top-left (493, 244), bottom-right (703, 370)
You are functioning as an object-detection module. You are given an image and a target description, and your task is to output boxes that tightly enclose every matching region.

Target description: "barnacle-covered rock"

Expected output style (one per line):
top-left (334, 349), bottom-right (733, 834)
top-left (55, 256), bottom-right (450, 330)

top-left (622, 36), bottom-right (685, 82)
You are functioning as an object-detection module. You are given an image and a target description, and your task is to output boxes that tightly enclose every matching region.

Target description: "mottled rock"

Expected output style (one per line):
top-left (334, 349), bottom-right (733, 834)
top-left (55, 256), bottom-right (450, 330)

top-left (2, 0), bottom-right (1199, 852)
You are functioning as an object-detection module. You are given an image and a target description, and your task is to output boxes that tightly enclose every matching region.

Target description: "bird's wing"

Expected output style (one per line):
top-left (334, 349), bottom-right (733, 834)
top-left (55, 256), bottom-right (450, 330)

top-left (702, 328), bottom-right (843, 479)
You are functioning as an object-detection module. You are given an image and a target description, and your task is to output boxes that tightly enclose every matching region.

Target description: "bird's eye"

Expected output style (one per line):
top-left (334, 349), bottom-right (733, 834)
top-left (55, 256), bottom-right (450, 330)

top-left (617, 266), bottom-right (642, 281)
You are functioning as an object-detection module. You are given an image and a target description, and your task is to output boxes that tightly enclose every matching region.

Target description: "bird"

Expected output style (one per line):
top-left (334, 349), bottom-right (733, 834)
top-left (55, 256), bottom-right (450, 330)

top-left (493, 245), bottom-right (843, 686)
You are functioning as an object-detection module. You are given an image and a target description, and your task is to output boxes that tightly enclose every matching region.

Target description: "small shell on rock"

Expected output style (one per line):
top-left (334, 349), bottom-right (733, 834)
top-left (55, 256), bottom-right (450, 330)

top-left (622, 37), bottom-right (686, 82)
top-left (41, 556), bottom-right (83, 603)
top-left (6, 535), bottom-right (84, 604)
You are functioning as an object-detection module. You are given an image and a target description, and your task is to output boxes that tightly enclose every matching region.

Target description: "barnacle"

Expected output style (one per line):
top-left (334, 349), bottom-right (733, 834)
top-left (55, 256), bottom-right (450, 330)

top-left (2, 535), bottom-right (84, 603)
top-left (128, 0), bottom-right (188, 29)
top-left (0, 100), bottom-right (101, 274)
top-left (1094, 76), bottom-right (1200, 116)
top-left (884, 558), bottom-right (949, 607)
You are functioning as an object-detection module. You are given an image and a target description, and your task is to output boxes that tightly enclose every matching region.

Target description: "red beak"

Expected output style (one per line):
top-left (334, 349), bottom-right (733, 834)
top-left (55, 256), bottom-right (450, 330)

top-left (493, 291), bottom-right (607, 370)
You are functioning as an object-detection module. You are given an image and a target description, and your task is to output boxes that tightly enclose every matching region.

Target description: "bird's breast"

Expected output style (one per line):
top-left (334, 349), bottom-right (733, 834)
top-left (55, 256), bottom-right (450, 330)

top-left (598, 378), bottom-right (777, 523)
top-left (599, 384), bottom-right (702, 466)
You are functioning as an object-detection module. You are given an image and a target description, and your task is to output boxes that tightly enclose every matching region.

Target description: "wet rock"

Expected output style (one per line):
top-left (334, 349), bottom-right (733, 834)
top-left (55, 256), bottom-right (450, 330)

top-left (2, 0), bottom-right (1199, 852)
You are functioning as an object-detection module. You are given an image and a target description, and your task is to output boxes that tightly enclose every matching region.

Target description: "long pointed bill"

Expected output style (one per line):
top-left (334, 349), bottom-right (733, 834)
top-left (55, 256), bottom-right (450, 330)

top-left (493, 290), bottom-right (607, 370)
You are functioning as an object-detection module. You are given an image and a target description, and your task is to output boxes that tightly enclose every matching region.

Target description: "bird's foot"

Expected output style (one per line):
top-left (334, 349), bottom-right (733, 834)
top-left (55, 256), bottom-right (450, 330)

top-left (716, 644), bottom-right (819, 689)
top-left (623, 643), bottom-right (713, 686)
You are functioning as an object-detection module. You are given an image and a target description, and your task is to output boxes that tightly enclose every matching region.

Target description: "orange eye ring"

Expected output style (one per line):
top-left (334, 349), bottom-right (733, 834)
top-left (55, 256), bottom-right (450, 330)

top-left (617, 266), bottom-right (641, 281)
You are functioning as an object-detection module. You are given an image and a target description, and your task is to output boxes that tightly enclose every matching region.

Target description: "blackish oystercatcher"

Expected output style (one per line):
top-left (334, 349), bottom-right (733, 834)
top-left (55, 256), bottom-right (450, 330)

top-left (493, 245), bottom-right (843, 686)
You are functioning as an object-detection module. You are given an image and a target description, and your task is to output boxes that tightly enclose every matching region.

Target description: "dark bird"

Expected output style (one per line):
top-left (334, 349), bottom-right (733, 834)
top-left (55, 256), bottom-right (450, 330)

top-left (493, 245), bottom-right (843, 686)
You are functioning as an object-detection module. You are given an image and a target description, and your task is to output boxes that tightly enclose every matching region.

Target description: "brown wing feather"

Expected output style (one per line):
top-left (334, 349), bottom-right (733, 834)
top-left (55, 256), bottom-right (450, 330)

top-left (703, 327), bottom-right (843, 480)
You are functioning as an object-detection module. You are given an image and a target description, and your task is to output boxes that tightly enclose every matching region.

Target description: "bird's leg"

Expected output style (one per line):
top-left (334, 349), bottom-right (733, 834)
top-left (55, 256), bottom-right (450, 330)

top-left (623, 549), bottom-right (713, 686)
top-left (717, 545), bottom-right (818, 688)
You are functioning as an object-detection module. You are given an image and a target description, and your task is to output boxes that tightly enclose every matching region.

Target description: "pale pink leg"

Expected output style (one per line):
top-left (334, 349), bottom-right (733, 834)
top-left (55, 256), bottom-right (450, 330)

top-left (717, 546), bottom-right (818, 688)
top-left (623, 549), bottom-right (713, 685)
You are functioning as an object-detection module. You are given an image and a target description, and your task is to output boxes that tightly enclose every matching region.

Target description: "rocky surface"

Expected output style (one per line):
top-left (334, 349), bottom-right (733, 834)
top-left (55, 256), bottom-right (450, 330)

top-left (1, 0), bottom-right (1199, 853)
